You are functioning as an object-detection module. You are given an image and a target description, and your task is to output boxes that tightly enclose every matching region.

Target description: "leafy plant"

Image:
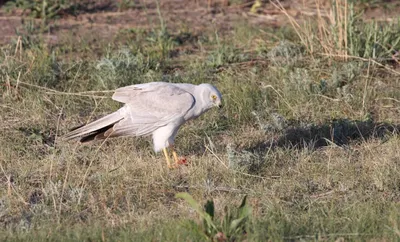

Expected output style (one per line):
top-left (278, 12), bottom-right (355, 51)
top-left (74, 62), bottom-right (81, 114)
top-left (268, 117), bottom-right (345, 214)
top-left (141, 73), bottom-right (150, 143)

top-left (143, 0), bottom-right (175, 60)
top-left (5, 0), bottom-right (75, 33)
top-left (176, 192), bottom-right (252, 241)
top-left (206, 30), bottom-right (249, 68)
top-left (348, 18), bottom-right (400, 60)
top-left (116, 0), bottom-right (137, 11)
top-left (94, 48), bottom-right (160, 89)
top-left (13, 19), bottom-right (43, 50)
top-left (145, 28), bottom-right (175, 60)
top-left (207, 45), bottom-right (248, 68)
top-left (4, 0), bottom-right (73, 20)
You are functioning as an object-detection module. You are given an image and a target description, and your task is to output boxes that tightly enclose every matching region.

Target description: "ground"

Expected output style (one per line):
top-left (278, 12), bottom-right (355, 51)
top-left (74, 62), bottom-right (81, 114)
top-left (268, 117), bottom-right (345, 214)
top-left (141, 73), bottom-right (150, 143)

top-left (0, 0), bottom-right (400, 241)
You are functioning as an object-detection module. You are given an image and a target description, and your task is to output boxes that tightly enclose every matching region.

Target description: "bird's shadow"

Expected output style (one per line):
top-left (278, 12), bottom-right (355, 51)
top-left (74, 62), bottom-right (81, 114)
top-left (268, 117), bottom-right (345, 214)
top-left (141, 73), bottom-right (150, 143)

top-left (247, 118), bottom-right (399, 154)
top-left (226, 118), bottom-right (398, 174)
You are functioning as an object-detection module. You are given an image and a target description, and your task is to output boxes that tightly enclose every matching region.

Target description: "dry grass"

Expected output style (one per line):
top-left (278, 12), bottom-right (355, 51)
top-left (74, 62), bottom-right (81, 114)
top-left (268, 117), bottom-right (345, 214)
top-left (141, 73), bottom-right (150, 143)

top-left (1, 0), bottom-right (400, 241)
top-left (272, 0), bottom-right (400, 63)
top-left (272, 0), bottom-right (350, 59)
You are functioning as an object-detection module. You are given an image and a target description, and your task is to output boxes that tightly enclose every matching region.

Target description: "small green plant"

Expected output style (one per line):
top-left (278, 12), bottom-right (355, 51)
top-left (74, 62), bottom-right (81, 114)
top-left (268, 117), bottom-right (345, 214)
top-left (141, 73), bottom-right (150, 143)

top-left (348, 18), bottom-right (400, 60)
top-left (207, 45), bottom-right (248, 68)
top-left (146, 28), bottom-right (175, 60)
top-left (176, 192), bottom-right (252, 241)
top-left (116, 0), bottom-right (137, 11)
top-left (206, 30), bottom-right (249, 68)
top-left (5, 0), bottom-right (74, 32)
top-left (95, 48), bottom-right (160, 89)
top-left (13, 19), bottom-right (43, 49)
top-left (143, 0), bottom-right (175, 60)
top-left (4, 0), bottom-right (73, 19)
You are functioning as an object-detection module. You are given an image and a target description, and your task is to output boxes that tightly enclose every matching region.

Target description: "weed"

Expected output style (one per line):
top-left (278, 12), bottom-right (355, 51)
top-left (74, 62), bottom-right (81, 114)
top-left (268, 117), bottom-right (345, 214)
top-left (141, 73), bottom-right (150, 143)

top-left (13, 20), bottom-right (43, 50)
top-left (206, 30), bottom-right (249, 68)
top-left (176, 192), bottom-right (251, 241)
top-left (207, 45), bottom-right (249, 68)
top-left (4, 0), bottom-right (73, 19)
top-left (116, 0), bottom-right (137, 11)
top-left (95, 48), bottom-right (160, 89)
top-left (267, 40), bottom-right (303, 67)
top-left (142, 0), bottom-right (176, 60)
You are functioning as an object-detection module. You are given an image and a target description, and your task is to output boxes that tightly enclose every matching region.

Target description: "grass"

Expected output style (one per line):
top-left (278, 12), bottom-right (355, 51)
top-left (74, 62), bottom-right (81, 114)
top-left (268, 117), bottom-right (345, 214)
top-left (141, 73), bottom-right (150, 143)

top-left (273, 0), bottom-right (400, 61)
top-left (1, 0), bottom-right (400, 241)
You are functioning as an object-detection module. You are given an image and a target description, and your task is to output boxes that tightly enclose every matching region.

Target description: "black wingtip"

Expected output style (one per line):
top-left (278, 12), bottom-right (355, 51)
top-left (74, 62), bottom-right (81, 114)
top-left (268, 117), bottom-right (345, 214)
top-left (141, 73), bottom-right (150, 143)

top-left (78, 124), bottom-right (115, 143)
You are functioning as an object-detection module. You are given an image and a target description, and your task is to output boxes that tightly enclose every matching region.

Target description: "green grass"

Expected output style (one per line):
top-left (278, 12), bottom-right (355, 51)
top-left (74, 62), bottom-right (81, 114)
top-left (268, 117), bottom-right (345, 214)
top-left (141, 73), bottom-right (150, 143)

top-left (1, 1), bottom-right (400, 241)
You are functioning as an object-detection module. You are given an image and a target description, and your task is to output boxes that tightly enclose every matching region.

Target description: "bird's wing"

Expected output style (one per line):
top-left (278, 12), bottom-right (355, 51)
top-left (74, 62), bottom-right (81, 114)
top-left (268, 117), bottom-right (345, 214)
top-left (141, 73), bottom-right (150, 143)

top-left (106, 83), bottom-right (195, 137)
top-left (112, 82), bottom-right (164, 103)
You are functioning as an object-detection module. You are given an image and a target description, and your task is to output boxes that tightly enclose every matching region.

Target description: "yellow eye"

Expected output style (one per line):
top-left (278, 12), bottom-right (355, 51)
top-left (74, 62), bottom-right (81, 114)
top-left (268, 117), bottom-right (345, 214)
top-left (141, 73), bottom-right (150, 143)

top-left (211, 94), bottom-right (217, 100)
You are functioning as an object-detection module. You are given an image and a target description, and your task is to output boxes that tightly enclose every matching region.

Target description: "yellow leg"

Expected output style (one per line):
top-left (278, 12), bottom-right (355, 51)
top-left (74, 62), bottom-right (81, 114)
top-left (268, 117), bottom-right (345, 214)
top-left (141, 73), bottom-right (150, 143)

top-left (163, 148), bottom-right (173, 169)
top-left (171, 145), bottom-right (187, 166)
top-left (172, 148), bottom-right (179, 165)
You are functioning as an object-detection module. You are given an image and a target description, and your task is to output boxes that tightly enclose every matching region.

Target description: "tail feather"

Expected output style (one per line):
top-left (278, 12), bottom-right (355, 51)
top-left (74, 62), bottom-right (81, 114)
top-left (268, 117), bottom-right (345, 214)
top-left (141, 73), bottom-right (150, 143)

top-left (64, 110), bottom-right (124, 141)
top-left (78, 123), bottom-right (116, 142)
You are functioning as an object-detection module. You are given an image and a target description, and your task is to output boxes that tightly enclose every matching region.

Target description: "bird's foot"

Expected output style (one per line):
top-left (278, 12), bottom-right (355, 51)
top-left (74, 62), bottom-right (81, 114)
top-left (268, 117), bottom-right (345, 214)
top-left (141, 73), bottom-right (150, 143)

top-left (168, 164), bottom-right (178, 169)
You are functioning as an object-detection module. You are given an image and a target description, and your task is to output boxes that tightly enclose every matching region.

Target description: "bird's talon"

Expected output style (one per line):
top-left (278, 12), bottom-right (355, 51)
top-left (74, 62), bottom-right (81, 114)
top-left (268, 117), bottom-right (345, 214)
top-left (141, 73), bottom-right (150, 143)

top-left (168, 163), bottom-right (179, 169)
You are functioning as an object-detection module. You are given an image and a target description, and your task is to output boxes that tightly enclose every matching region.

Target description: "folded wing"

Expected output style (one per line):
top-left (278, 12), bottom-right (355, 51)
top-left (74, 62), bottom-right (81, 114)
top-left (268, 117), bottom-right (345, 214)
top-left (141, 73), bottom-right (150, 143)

top-left (65, 82), bottom-right (195, 142)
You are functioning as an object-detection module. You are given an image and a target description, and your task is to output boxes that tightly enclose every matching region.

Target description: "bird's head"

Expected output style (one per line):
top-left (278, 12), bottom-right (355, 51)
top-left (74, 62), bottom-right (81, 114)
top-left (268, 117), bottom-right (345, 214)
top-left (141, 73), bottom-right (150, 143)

top-left (199, 83), bottom-right (223, 109)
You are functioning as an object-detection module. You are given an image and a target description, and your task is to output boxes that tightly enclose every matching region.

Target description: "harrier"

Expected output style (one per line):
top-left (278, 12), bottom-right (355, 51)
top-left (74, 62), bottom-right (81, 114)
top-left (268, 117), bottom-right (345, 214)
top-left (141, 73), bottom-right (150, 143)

top-left (65, 82), bottom-right (222, 168)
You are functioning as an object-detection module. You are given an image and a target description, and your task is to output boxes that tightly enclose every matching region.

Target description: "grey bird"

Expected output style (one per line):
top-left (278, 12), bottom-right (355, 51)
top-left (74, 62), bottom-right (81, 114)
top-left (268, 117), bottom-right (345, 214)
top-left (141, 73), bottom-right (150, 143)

top-left (65, 82), bottom-right (223, 168)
